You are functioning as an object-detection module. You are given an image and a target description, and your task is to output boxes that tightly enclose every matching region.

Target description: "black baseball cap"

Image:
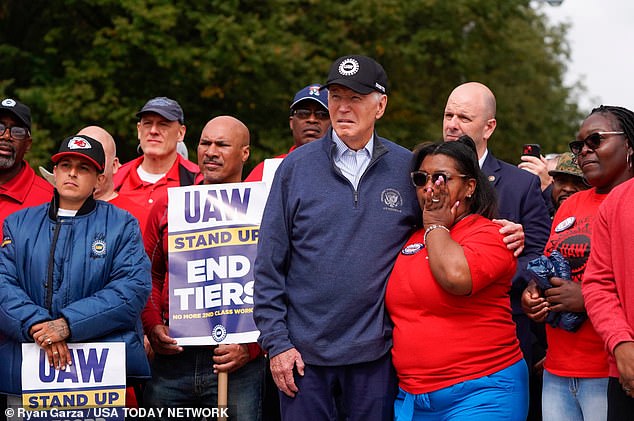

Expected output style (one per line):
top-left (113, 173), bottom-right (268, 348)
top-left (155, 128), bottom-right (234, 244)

top-left (0, 98), bottom-right (31, 130)
top-left (52, 135), bottom-right (105, 172)
top-left (323, 55), bottom-right (388, 95)
top-left (136, 96), bottom-right (184, 124)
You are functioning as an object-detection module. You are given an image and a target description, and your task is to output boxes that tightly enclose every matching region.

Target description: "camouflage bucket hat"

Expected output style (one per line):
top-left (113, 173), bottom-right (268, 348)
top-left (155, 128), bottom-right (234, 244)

top-left (548, 152), bottom-right (583, 178)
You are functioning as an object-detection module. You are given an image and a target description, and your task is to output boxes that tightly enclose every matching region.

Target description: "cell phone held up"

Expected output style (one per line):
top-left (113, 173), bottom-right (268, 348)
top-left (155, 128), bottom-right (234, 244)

top-left (522, 144), bottom-right (541, 158)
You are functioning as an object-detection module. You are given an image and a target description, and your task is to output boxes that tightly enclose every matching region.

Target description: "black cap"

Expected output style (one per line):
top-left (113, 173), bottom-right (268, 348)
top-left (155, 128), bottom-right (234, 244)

top-left (0, 98), bottom-right (31, 130)
top-left (136, 96), bottom-right (184, 124)
top-left (323, 55), bottom-right (388, 95)
top-left (52, 135), bottom-right (105, 172)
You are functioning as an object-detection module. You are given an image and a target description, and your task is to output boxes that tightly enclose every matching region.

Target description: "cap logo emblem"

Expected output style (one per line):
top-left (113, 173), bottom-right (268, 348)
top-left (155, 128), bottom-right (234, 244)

top-left (68, 136), bottom-right (92, 150)
top-left (339, 58), bottom-right (360, 76)
top-left (1, 99), bottom-right (16, 107)
top-left (308, 86), bottom-right (320, 96)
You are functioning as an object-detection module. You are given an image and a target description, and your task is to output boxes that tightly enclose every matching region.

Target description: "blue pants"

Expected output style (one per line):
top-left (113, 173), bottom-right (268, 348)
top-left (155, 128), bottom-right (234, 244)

top-left (542, 369), bottom-right (607, 421)
top-left (394, 359), bottom-right (529, 421)
top-left (279, 353), bottom-right (397, 421)
top-left (144, 347), bottom-right (265, 421)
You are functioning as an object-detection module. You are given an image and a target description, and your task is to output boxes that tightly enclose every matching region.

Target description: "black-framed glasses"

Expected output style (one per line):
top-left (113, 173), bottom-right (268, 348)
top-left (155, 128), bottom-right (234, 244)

top-left (0, 123), bottom-right (29, 140)
top-left (410, 171), bottom-right (469, 187)
top-left (569, 131), bottom-right (625, 155)
top-left (292, 109), bottom-right (330, 121)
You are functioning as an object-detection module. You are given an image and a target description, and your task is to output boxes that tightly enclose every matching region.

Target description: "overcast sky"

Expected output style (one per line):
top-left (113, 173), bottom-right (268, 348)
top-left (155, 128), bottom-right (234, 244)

top-left (542, 0), bottom-right (634, 112)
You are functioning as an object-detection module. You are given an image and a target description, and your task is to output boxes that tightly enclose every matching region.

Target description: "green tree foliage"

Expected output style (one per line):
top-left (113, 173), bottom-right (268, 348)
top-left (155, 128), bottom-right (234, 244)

top-left (0, 0), bottom-right (584, 171)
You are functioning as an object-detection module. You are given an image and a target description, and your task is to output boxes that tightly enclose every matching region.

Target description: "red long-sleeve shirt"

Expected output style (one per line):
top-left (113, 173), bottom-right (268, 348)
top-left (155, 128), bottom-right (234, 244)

top-left (583, 178), bottom-right (634, 378)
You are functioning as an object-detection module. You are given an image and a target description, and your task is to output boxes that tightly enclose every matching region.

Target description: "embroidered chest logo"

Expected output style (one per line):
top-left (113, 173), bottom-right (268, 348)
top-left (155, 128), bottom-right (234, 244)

top-left (91, 234), bottom-right (107, 258)
top-left (381, 188), bottom-right (402, 211)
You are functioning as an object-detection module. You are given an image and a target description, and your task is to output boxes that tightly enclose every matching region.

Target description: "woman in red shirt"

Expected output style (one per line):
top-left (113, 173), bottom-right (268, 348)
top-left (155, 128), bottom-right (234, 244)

top-left (386, 136), bottom-right (527, 420)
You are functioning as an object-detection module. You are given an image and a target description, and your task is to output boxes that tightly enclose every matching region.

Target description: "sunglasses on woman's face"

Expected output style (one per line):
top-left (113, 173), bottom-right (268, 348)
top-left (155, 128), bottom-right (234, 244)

top-left (568, 131), bottom-right (625, 155)
top-left (410, 171), bottom-right (468, 187)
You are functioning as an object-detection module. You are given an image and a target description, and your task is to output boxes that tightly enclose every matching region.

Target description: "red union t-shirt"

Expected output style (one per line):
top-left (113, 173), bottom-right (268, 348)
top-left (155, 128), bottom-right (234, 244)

top-left (543, 188), bottom-right (609, 378)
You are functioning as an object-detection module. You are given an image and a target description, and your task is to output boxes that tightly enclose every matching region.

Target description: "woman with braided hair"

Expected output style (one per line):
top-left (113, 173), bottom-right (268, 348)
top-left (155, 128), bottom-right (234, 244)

top-left (523, 105), bottom-right (634, 421)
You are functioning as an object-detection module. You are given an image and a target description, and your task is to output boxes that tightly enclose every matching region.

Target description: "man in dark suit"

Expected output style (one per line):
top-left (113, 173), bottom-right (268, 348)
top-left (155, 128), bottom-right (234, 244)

top-left (443, 82), bottom-right (551, 421)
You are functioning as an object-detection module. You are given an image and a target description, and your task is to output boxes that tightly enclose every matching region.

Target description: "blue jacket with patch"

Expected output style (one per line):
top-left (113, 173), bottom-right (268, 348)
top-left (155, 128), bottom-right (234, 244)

top-left (0, 193), bottom-right (151, 395)
top-left (254, 130), bottom-right (419, 365)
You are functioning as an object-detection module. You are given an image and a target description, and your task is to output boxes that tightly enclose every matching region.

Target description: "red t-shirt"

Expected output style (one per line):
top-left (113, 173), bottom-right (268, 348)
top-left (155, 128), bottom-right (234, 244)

top-left (386, 214), bottom-right (521, 394)
top-left (543, 188), bottom-right (609, 377)
top-left (0, 162), bottom-right (53, 229)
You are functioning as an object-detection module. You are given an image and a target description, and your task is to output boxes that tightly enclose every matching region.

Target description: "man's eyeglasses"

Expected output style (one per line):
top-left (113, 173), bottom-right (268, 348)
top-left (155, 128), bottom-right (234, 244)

top-left (0, 123), bottom-right (29, 140)
top-left (569, 131), bottom-right (625, 155)
top-left (410, 171), bottom-right (469, 187)
top-left (292, 109), bottom-right (330, 121)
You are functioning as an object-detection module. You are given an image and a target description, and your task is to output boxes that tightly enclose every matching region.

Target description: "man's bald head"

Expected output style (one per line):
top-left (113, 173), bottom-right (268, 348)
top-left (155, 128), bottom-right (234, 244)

top-left (76, 126), bottom-right (119, 199)
top-left (443, 82), bottom-right (497, 158)
top-left (197, 116), bottom-right (250, 185)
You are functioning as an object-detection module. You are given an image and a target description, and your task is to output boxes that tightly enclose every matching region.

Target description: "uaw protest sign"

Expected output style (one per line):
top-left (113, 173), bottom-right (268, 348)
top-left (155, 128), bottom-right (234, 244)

top-left (21, 342), bottom-right (125, 411)
top-left (167, 182), bottom-right (267, 345)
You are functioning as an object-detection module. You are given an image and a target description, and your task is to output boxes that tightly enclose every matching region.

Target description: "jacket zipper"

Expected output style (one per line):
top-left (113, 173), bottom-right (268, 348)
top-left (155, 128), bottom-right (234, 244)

top-left (45, 221), bottom-right (62, 311)
top-left (353, 153), bottom-right (384, 207)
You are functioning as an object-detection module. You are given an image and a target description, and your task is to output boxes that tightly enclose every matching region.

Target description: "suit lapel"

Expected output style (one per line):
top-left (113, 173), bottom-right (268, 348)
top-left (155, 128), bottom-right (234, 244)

top-left (481, 152), bottom-right (502, 188)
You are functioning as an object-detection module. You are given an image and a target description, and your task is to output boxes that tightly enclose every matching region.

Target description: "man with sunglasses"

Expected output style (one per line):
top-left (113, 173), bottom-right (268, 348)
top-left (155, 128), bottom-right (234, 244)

top-left (0, 98), bottom-right (53, 230)
top-left (245, 84), bottom-right (330, 182)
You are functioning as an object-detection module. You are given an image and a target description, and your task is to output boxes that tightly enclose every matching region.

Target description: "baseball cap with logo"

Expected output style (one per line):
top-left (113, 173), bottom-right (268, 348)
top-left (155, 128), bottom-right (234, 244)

top-left (323, 55), bottom-right (388, 95)
top-left (548, 152), bottom-right (584, 179)
top-left (290, 84), bottom-right (329, 111)
top-left (136, 96), bottom-right (184, 124)
top-left (52, 135), bottom-right (105, 172)
top-left (0, 98), bottom-right (31, 130)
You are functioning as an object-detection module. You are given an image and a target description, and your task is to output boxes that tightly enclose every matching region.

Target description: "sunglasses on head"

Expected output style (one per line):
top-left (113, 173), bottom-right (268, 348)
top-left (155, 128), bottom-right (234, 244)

top-left (410, 171), bottom-right (468, 187)
top-left (569, 131), bottom-right (625, 155)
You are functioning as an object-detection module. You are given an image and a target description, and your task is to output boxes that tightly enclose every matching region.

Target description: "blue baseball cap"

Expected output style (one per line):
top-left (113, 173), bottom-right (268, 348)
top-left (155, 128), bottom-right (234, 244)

top-left (290, 84), bottom-right (328, 111)
top-left (136, 96), bottom-right (184, 124)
